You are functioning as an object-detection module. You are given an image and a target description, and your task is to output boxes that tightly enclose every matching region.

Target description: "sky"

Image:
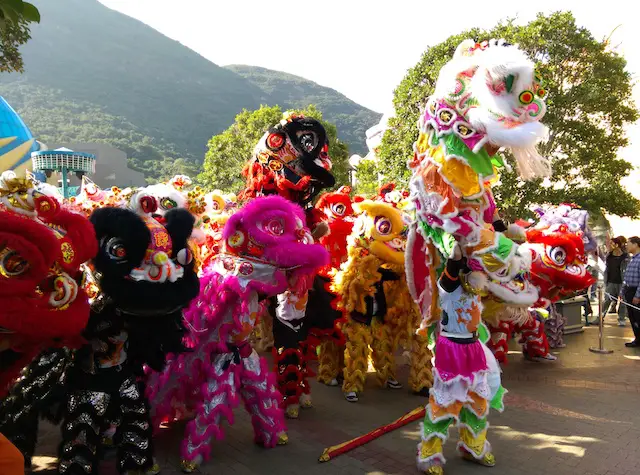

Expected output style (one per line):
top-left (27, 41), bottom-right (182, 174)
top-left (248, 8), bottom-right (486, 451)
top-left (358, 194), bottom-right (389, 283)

top-left (99, 0), bottom-right (640, 230)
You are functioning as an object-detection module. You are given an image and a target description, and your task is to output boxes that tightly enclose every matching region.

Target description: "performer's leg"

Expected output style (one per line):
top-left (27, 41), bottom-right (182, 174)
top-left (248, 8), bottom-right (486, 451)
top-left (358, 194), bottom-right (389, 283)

top-left (58, 390), bottom-right (106, 474)
top-left (0, 433), bottom-right (24, 475)
top-left (416, 401), bottom-right (454, 475)
top-left (253, 308), bottom-right (274, 352)
top-left (545, 304), bottom-right (566, 348)
top-left (272, 304), bottom-right (308, 418)
top-left (317, 340), bottom-right (342, 386)
top-left (342, 320), bottom-right (373, 401)
top-left (115, 376), bottom-right (158, 475)
top-left (181, 355), bottom-right (239, 473)
top-left (457, 406), bottom-right (494, 467)
top-left (408, 332), bottom-right (433, 395)
top-left (487, 322), bottom-right (511, 365)
top-left (371, 319), bottom-right (399, 388)
top-left (518, 316), bottom-right (556, 362)
top-left (239, 350), bottom-right (288, 447)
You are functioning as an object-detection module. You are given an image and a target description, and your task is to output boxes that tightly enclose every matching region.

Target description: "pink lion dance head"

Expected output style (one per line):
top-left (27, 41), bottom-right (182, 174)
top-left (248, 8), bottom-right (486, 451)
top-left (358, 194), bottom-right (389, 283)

top-left (220, 195), bottom-right (329, 295)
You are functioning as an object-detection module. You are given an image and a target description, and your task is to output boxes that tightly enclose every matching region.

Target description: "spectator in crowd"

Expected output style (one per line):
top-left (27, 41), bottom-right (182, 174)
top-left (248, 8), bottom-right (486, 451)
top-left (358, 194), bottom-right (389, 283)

top-left (621, 236), bottom-right (640, 347)
top-left (599, 236), bottom-right (629, 326)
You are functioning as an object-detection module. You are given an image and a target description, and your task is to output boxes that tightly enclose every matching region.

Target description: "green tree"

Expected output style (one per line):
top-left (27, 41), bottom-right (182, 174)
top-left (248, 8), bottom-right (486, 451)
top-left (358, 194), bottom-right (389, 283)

top-left (198, 104), bottom-right (350, 192)
top-left (353, 158), bottom-right (380, 195)
top-left (378, 12), bottom-right (639, 219)
top-left (0, 0), bottom-right (39, 72)
top-left (149, 157), bottom-right (201, 184)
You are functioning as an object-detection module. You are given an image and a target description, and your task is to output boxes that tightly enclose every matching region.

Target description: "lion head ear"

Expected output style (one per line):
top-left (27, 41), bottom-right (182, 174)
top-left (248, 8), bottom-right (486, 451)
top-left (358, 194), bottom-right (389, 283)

top-left (164, 208), bottom-right (195, 252)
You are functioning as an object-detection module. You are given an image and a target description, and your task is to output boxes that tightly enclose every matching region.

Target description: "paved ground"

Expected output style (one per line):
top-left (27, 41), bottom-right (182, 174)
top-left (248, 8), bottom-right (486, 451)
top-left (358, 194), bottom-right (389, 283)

top-left (32, 309), bottom-right (640, 475)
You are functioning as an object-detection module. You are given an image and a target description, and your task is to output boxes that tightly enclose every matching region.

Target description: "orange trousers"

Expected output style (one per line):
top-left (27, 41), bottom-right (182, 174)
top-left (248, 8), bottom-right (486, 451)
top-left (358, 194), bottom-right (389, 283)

top-left (0, 433), bottom-right (24, 475)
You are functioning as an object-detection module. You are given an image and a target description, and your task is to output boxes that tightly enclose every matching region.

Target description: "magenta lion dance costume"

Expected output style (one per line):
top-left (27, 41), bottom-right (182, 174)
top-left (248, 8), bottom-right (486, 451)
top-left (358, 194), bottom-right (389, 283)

top-left (146, 195), bottom-right (329, 473)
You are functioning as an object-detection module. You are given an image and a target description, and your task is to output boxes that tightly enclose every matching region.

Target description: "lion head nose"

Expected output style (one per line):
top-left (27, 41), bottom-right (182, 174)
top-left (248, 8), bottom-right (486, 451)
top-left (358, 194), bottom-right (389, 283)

top-left (152, 251), bottom-right (169, 266)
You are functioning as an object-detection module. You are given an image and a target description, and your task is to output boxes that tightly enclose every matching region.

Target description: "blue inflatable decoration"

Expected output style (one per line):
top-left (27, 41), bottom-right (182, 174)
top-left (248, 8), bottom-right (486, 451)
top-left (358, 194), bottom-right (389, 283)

top-left (0, 96), bottom-right (39, 175)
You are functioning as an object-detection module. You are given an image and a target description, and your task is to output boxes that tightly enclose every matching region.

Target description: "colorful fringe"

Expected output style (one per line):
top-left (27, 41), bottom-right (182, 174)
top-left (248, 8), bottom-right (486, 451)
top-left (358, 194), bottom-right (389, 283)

top-left (545, 304), bottom-right (565, 348)
top-left (342, 319), bottom-right (399, 394)
top-left (517, 315), bottom-right (551, 359)
top-left (409, 332), bottom-right (434, 393)
top-left (181, 350), bottom-right (285, 464)
top-left (273, 347), bottom-right (309, 408)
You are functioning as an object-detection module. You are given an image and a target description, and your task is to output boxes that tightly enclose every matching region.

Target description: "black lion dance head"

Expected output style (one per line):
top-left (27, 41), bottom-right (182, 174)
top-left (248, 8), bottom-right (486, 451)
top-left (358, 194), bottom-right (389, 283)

top-left (240, 112), bottom-right (335, 206)
top-left (90, 206), bottom-right (199, 315)
top-left (87, 197), bottom-right (200, 370)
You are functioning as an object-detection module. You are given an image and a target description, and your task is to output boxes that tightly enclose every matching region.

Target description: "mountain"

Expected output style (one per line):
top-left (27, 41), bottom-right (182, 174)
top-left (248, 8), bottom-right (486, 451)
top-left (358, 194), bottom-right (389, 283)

top-left (0, 0), bottom-right (380, 181)
top-left (225, 65), bottom-right (381, 155)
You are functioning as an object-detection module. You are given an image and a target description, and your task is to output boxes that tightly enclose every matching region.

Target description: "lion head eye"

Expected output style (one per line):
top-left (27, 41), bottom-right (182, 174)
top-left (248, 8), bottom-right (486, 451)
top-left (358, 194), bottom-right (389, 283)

top-left (546, 246), bottom-right (567, 266)
top-left (264, 219), bottom-right (285, 236)
top-left (332, 203), bottom-right (346, 216)
top-left (0, 249), bottom-right (29, 277)
top-left (375, 217), bottom-right (392, 235)
top-left (160, 197), bottom-right (178, 211)
top-left (104, 237), bottom-right (127, 263)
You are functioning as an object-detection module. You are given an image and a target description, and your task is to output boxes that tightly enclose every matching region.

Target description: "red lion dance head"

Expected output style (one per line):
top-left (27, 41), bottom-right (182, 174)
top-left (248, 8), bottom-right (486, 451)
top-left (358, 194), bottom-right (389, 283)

top-left (0, 172), bottom-right (97, 395)
top-left (315, 186), bottom-right (354, 272)
top-left (523, 222), bottom-right (595, 307)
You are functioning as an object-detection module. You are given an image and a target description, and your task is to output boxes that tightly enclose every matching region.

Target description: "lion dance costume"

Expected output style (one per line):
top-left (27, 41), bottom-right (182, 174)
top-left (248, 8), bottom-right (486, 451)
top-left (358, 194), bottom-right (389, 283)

top-left (486, 211), bottom-right (595, 363)
top-left (405, 39), bottom-right (552, 474)
top-left (240, 112), bottom-right (336, 418)
top-left (332, 197), bottom-right (433, 402)
top-left (146, 196), bottom-right (328, 473)
top-left (2, 188), bottom-right (200, 475)
top-left (311, 186), bottom-right (354, 387)
top-left (0, 171), bottom-right (97, 473)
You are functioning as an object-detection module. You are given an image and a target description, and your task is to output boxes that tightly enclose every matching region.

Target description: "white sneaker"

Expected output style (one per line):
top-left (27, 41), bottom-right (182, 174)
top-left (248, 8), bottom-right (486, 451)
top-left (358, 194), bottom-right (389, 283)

top-left (618, 322), bottom-right (626, 327)
top-left (344, 391), bottom-right (358, 402)
top-left (530, 353), bottom-right (557, 363)
top-left (386, 378), bottom-right (403, 389)
top-left (327, 378), bottom-right (339, 387)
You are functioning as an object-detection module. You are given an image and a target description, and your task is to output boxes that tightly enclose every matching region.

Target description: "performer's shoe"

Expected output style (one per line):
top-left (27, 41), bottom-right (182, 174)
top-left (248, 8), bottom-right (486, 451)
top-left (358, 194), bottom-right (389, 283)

top-left (277, 432), bottom-right (289, 445)
top-left (527, 353), bottom-right (557, 363)
top-left (344, 391), bottom-right (358, 402)
top-left (181, 458), bottom-right (201, 473)
top-left (286, 404), bottom-right (300, 419)
top-left (327, 378), bottom-right (339, 386)
top-left (461, 450), bottom-right (496, 467)
top-left (300, 393), bottom-right (313, 408)
top-left (625, 340), bottom-right (640, 348)
top-left (423, 465), bottom-right (444, 475)
top-left (386, 378), bottom-right (403, 389)
top-left (412, 387), bottom-right (430, 397)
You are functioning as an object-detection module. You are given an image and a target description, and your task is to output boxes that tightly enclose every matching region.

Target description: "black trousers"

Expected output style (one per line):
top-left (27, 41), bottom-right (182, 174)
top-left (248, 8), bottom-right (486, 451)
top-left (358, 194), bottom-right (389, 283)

top-left (623, 286), bottom-right (640, 341)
